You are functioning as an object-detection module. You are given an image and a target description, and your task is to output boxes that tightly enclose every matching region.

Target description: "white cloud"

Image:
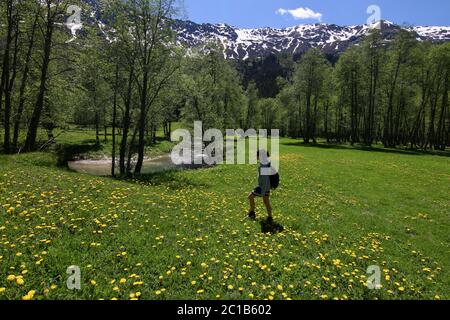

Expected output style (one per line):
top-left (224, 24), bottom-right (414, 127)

top-left (276, 7), bottom-right (323, 22)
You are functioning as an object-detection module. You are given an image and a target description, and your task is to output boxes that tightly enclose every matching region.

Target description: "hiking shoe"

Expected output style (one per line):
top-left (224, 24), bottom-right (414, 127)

top-left (247, 211), bottom-right (256, 220)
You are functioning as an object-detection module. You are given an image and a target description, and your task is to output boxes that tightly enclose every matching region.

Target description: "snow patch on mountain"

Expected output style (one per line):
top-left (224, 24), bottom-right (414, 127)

top-left (173, 20), bottom-right (450, 60)
top-left (413, 26), bottom-right (450, 40)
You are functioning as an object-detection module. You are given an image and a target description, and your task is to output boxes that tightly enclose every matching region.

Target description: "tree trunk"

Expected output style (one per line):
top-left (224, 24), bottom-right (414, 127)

top-left (324, 102), bottom-right (329, 143)
top-left (134, 70), bottom-right (148, 174)
top-left (427, 88), bottom-right (439, 149)
top-left (435, 70), bottom-right (449, 150)
top-left (93, 108), bottom-right (99, 145)
top-left (304, 67), bottom-right (312, 144)
top-left (111, 64), bottom-right (119, 177)
top-left (13, 12), bottom-right (39, 150)
top-left (127, 125), bottom-right (138, 176)
top-left (1, 0), bottom-right (14, 153)
top-left (24, 3), bottom-right (54, 152)
top-left (312, 94), bottom-right (318, 143)
top-left (384, 54), bottom-right (402, 148)
top-left (120, 65), bottom-right (134, 175)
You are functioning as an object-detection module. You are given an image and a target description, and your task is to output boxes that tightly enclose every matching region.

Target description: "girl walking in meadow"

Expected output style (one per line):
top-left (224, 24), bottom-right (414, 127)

top-left (247, 149), bottom-right (279, 223)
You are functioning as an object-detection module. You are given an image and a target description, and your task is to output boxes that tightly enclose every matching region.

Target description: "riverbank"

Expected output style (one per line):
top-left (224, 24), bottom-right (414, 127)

top-left (67, 154), bottom-right (179, 176)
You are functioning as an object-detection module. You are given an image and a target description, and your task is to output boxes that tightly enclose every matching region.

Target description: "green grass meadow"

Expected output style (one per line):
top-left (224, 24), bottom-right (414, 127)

top-left (0, 135), bottom-right (449, 300)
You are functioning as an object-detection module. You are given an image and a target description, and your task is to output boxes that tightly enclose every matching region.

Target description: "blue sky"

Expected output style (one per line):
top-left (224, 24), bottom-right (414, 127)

top-left (181, 0), bottom-right (450, 28)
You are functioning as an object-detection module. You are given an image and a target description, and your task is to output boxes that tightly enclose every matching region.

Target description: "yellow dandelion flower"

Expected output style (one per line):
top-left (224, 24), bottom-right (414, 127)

top-left (22, 290), bottom-right (36, 301)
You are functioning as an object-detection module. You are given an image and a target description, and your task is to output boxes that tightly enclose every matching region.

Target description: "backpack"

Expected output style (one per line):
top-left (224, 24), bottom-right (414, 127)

top-left (269, 170), bottom-right (280, 190)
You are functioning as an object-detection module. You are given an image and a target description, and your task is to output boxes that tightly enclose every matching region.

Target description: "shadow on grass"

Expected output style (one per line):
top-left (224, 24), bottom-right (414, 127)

top-left (55, 143), bottom-right (103, 166)
top-left (116, 169), bottom-right (210, 190)
top-left (282, 141), bottom-right (450, 158)
top-left (260, 218), bottom-right (284, 234)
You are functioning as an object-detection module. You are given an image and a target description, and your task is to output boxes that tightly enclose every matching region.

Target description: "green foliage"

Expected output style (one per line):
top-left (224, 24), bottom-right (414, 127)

top-left (258, 98), bottom-right (280, 131)
top-left (181, 49), bottom-right (247, 131)
top-left (2, 0), bottom-right (448, 154)
top-left (275, 31), bottom-right (449, 150)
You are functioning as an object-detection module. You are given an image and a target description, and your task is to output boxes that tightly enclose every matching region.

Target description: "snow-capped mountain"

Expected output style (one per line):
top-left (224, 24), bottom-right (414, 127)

top-left (76, 0), bottom-right (450, 60)
top-left (172, 20), bottom-right (450, 60)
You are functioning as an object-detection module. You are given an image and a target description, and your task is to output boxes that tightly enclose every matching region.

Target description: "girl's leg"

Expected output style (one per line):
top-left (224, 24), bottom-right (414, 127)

top-left (263, 196), bottom-right (272, 218)
top-left (248, 193), bottom-right (256, 212)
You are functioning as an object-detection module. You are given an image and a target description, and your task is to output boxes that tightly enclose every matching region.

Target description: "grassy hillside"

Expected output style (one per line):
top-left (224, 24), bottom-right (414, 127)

top-left (0, 138), bottom-right (448, 300)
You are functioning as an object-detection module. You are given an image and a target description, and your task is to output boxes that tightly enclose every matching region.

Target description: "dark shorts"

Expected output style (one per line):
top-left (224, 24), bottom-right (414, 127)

top-left (252, 187), bottom-right (270, 197)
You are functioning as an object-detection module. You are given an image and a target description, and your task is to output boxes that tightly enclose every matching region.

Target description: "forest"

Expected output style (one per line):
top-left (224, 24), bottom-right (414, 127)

top-left (0, 0), bottom-right (449, 176)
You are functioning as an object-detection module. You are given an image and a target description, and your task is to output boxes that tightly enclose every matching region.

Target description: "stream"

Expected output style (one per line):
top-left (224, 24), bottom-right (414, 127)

top-left (68, 153), bottom-right (211, 176)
